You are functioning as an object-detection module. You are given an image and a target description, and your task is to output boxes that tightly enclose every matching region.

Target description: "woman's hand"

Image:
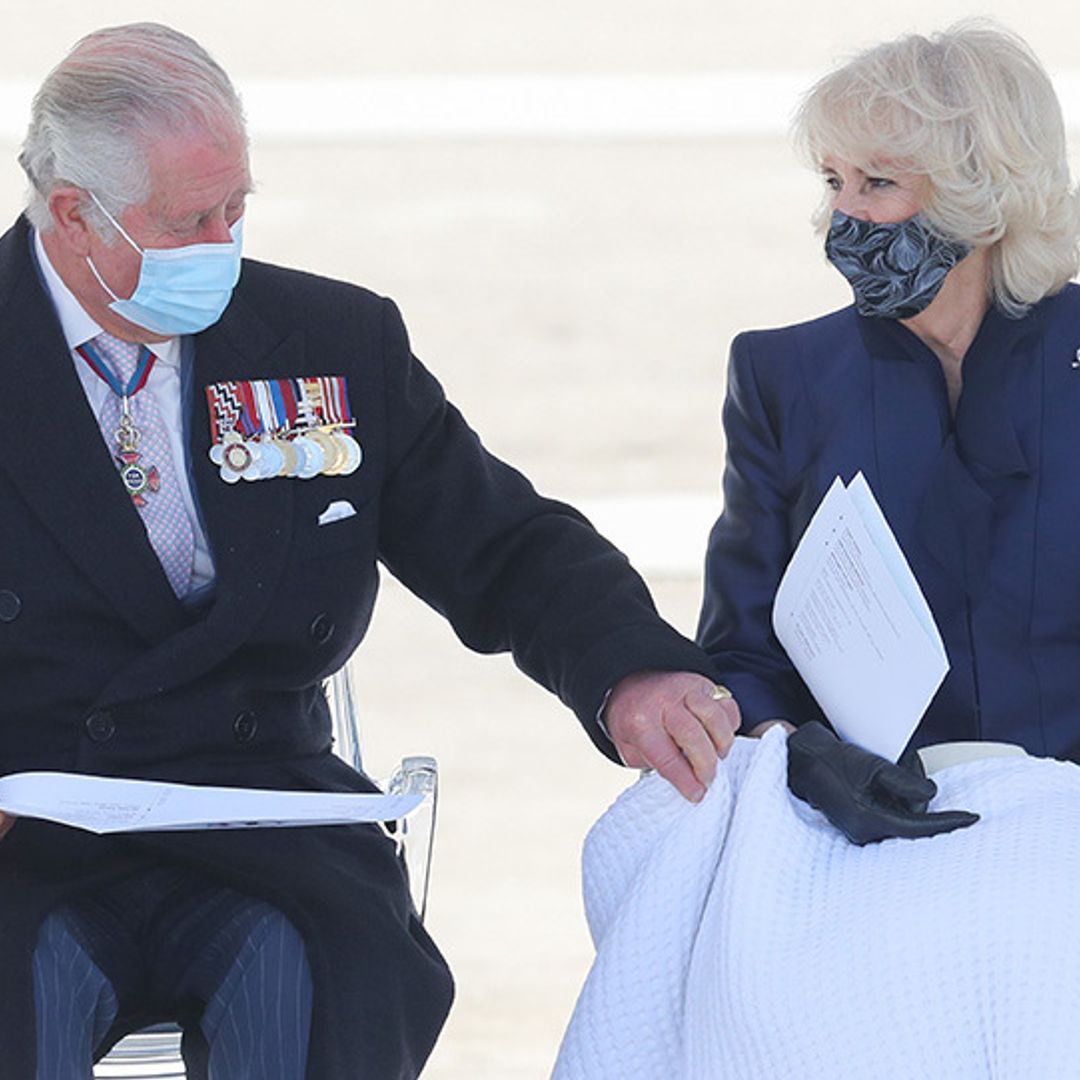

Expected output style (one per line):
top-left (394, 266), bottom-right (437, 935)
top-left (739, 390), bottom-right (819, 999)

top-left (0, 812), bottom-right (14, 841)
top-left (786, 721), bottom-right (979, 844)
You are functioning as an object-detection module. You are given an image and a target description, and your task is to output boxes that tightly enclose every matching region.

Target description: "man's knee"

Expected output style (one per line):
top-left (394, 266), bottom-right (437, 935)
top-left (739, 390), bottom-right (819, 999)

top-left (32, 911), bottom-right (118, 1080)
top-left (198, 903), bottom-right (313, 1080)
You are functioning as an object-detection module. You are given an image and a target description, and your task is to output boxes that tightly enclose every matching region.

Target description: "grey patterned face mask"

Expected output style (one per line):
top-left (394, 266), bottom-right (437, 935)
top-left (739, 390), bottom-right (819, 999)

top-left (824, 210), bottom-right (971, 319)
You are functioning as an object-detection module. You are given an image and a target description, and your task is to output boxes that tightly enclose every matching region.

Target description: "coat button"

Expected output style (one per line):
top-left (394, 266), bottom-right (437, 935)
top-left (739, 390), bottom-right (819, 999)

top-left (0, 590), bottom-right (20, 622)
top-left (233, 711), bottom-right (258, 742)
top-left (85, 710), bottom-right (116, 743)
top-left (309, 613), bottom-right (335, 645)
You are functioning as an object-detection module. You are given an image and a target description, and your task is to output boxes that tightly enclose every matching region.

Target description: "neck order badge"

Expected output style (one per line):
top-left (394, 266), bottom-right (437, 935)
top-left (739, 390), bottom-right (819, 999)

top-left (76, 338), bottom-right (161, 505)
top-left (77, 332), bottom-right (195, 596)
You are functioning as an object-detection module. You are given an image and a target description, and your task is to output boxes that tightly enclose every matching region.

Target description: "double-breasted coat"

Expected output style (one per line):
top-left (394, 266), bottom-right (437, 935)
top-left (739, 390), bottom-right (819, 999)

top-left (0, 215), bottom-right (716, 1078)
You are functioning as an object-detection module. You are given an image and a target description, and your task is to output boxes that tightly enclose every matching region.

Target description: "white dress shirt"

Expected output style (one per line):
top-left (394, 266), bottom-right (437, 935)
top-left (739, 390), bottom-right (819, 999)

top-left (33, 228), bottom-right (216, 591)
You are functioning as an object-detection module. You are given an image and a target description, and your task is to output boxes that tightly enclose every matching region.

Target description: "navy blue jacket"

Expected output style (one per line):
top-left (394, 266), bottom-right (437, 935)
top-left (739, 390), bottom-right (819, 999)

top-left (0, 215), bottom-right (716, 1078)
top-left (699, 286), bottom-right (1080, 760)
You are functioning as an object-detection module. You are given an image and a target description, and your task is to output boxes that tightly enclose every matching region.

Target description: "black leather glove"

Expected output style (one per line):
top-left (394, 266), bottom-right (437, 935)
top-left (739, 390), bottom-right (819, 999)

top-left (787, 721), bottom-right (979, 845)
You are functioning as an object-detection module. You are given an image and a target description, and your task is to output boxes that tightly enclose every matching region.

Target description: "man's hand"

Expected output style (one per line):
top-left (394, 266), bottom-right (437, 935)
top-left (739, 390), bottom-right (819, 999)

top-left (787, 721), bottom-right (979, 845)
top-left (605, 671), bottom-right (741, 802)
top-left (0, 812), bottom-right (13, 842)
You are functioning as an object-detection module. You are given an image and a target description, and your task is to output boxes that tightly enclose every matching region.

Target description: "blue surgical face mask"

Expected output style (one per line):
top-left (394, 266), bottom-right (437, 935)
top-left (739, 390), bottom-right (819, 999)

top-left (85, 192), bottom-right (243, 336)
top-left (824, 209), bottom-right (971, 320)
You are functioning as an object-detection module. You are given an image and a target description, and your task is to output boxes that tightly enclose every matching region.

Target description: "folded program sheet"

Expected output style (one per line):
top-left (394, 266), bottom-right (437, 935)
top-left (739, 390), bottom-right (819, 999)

top-left (0, 771), bottom-right (422, 833)
top-left (553, 729), bottom-right (1080, 1080)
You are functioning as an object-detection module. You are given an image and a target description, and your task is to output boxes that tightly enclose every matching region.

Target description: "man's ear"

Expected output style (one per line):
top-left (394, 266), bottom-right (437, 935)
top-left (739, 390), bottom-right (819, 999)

top-left (47, 186), bottom-right (95, 256)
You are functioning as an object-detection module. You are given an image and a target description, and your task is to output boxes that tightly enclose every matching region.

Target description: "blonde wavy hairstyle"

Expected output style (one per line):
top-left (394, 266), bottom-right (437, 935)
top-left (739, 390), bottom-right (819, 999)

top-left (794, 21), bottom-right (1080, 317)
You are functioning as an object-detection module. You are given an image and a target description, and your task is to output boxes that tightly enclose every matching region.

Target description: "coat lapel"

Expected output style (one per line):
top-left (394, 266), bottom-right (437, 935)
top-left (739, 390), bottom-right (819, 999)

top-left (865, 315), bottom-right (990, 591)
top-left (190, 287), bottom-right (299, 620)
top-left (861, 316), bottom-right (952, 549)
top-left (864, 309), bottom-right (1036, 596)
top-left (0, 219), bottom-right (188, 642)
top-left (96, 282), bottom-right (301, 704)
top-left (952, 308), bottom-right (1034, 485)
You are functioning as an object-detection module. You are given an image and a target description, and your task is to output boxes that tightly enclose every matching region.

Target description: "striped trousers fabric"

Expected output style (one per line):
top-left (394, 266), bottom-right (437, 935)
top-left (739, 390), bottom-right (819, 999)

top-left (31, 865), bottom-right (313, 1080)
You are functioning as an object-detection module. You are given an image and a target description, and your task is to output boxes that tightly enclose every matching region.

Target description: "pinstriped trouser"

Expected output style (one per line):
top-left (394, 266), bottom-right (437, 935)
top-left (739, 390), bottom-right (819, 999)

top-left (31, 866), bottom-right (314, 1080)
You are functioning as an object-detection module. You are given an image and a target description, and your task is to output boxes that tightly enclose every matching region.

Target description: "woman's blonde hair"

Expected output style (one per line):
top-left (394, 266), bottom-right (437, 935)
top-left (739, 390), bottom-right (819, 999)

top-left (794, 21), bottom-right (1080, 316)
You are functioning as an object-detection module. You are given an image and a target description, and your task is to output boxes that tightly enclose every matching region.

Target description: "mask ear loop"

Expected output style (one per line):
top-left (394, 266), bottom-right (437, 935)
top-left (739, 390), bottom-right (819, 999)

top-left (85, 253), bottom-right (122, 302)
top-left (84, 191), bottom-right (143, 303)
top-left (86, 190), bottom-right (144, 254)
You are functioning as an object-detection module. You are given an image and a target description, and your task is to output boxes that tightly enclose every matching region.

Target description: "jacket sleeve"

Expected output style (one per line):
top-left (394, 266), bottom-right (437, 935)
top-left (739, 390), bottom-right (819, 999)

top-left (696, 331), bottom-right (825, 730)
top-left (372, 299), bottom-right (719, 759)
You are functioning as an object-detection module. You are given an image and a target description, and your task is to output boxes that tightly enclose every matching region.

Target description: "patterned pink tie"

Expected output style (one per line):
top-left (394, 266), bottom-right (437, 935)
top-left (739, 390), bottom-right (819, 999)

top-left (90, 332), bottom-right (196, 597)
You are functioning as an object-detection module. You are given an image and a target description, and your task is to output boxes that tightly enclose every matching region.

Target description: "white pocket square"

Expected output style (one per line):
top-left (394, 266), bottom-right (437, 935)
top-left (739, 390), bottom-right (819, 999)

top-left (317, 500), bottom-right (357, 526)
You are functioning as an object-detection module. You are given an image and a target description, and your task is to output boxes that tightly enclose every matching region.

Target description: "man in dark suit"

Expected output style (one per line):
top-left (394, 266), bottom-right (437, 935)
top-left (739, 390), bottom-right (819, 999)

top-left (0, 22), bottom-right (739, 1079)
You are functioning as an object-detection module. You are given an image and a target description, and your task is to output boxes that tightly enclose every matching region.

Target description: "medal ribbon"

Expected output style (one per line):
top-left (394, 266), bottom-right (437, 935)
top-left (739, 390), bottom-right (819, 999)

top-left (76, 341), bottom-right (157, 400)
top-left (205, 375), bottom-right (356, 444)
top-left (323, 376), bottom-right (354, 425)
top-left (236, 380), bottom-right (262, 437)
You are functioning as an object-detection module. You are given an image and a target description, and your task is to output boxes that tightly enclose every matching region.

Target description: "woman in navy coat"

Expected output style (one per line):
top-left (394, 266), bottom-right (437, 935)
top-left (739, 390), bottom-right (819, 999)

top-left (698, 24), bottom-right (1080, 772)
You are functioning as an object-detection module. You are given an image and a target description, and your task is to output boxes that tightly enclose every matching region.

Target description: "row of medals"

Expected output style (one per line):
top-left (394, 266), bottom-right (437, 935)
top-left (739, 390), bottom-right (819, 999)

top-left (210, 426), bottom-right (362, 483)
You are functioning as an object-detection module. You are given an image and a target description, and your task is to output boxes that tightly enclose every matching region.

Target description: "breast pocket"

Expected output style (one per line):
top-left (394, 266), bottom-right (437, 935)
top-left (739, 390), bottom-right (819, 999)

top-left (294, 481), bottom-right (379, 561)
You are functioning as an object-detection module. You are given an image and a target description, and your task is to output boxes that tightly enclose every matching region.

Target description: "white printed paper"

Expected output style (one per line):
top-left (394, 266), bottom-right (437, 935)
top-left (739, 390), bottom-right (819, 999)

top-left (0, 771), bottom-right (421, 834)
top-left (772, 473), bottom-right (948, 761)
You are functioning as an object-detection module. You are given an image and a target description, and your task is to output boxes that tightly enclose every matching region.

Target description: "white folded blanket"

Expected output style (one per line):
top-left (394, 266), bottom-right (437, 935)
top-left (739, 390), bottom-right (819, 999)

top-left (552, 727), bottom-right (1080, 1079)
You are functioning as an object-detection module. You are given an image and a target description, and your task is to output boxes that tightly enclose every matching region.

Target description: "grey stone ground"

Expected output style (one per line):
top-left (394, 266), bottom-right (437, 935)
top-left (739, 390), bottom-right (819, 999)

top-left (2, 2), bottom-right (1079, 1075)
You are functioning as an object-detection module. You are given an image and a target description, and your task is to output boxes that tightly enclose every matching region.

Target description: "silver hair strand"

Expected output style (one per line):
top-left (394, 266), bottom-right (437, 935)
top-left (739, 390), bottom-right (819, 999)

top-left (19, 22), bottom-right (247, 236)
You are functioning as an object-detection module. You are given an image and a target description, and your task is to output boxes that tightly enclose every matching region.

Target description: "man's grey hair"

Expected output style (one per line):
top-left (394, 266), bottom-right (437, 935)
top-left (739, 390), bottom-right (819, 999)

top-left (19, 22), bottom-right (247, 234)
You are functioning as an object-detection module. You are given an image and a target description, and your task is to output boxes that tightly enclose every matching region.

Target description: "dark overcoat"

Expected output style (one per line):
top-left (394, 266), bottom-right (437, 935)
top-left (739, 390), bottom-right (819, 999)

top-left (0, 216), bottom-right (716, 1078)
